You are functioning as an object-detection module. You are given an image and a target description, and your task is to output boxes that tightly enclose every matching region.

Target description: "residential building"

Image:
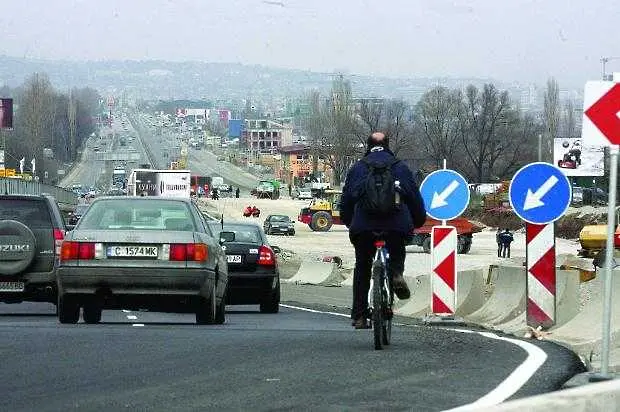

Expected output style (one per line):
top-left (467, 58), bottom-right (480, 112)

top-left (275, 144), bottom-right (332, 186)
top-left (242, 119), bottom-right (293, 153)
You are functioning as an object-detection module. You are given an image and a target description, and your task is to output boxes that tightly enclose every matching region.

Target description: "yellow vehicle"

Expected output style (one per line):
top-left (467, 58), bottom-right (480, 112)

top-left (578, 208), bottom-right (620, 257)
top-left (297, 190), bottom-right (342, 232)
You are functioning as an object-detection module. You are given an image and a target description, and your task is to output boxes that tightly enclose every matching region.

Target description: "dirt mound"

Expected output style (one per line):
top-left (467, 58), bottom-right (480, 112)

top-left (466, 208), bottom-right (607, 240)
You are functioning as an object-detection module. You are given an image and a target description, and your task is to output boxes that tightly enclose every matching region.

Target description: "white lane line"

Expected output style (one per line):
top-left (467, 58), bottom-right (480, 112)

top-left (282, 304), bottom-right (548, 410)
top-left (122, 310), bottom-right (131, 313)
top-left (132, 323), bottom-right (145, 327)
top-left (127, 315), bottom-right (138, 320)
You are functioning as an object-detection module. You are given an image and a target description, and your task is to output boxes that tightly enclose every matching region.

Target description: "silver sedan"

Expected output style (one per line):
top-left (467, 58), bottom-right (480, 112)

top-left (56, 197), bottom-right (228, 325)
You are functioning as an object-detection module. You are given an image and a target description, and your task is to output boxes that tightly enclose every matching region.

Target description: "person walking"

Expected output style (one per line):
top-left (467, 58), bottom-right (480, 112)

top-left (235, 187), bottom-right (240, 198)
top-left (496, 228), bottom-right (502, 258)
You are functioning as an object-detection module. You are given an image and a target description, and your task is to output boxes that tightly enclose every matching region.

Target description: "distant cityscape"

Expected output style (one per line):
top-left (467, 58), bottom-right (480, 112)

top-left (0, 55), bottom-right (584, 120)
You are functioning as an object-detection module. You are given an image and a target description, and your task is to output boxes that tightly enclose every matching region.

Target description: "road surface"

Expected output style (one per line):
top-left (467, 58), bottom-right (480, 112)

top-left (0, 301), bottom-right (584, 411)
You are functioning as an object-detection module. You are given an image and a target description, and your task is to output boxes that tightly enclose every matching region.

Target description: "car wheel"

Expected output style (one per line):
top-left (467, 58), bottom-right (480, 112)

top-left (196, 286), bottom-right (216, 325)
top-left (422, 237), bottom-right (431, 254)
top-left (260, 282), bottom-right (280, 314)
top-left (215, 286), bottom-right (227, 325)
top-left (83, 302), bottom-right (102, 324)
top-left (58, 294), bottom-right (80, 324)
top-left (289, 230), bottom-right (295, 236)
top-left (311, 211), bottom-right (333, 232)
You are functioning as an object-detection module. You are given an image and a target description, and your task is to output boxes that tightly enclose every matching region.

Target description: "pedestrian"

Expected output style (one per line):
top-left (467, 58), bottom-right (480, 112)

top-left (496, 228), bottom-right (502, 258)
top-left (288, 184), bottom-right (292, 198)
top-left (212, 187), bottom-right (219, 200)
top-left (235, 187), bottom-right (240, 198)
top-left (500, 228), bottom-right (514, 258)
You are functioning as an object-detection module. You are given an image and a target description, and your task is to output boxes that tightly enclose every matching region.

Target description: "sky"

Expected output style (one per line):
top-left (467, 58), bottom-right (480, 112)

top-left (1, 0), bottom-right (618, 88)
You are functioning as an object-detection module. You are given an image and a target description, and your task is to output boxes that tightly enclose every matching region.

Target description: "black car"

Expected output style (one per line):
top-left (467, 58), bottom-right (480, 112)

top-left (208, 221), bottom-right (280, 313)
top-left (67, 204), bottom-right (90, 226)
top-left (263, 214), bottom-right (295, 236)
top-left (0, 194), bottom-right (67, 304)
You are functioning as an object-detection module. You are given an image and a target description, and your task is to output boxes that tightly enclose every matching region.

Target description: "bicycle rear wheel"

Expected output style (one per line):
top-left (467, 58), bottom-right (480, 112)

top-left (382, 290), bottom-right (393, 346)
top-left (372, 260), bottom-right (384, 350)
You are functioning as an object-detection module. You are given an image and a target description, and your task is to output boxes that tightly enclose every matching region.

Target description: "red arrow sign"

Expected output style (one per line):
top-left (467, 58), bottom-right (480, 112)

top-left (585, 83), bottom-right (620, 145)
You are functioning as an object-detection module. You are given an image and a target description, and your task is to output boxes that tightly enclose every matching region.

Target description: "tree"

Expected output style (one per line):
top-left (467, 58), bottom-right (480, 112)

top-left (543, 78), bottom-right (560, 161)
top-left (413, 86), bottom-right (462, 169)
top-left (561, 99), bottom-right (576, 138)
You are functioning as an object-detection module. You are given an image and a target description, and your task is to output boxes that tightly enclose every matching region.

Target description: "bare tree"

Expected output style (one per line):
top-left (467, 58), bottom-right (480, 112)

top-left (561, 99), bottom-right (576, 138)
top-left (413, 86), bottom-right (462, 169)
top-left (543, 78), bottom-right (560, 160)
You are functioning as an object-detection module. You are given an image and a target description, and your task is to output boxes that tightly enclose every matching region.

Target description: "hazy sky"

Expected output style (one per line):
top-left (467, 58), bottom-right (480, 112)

top-left (1, 0), bottom-right (618, 87)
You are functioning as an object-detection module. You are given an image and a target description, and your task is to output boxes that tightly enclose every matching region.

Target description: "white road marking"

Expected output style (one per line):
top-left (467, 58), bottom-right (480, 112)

top-left (132, 323), bottom-right (145, 327)
top-left (281, 304), bottom-right (548, 410)
top-left (122, 309), bottom-right (131, 313)
top-left (127, 315), bottom-right (138, 320)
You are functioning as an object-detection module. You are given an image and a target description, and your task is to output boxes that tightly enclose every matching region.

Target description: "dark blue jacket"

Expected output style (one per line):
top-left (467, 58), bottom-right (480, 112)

top-left (340, 149), bottom-right (426, 235)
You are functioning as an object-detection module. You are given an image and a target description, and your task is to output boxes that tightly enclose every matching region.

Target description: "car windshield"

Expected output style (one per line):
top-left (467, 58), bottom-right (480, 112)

top-left (270, 215), bottom-right (289, 222)
top-left (209, 223), bottom-right (261, 244)
top-left (78, 199), bottom-right (195, 231)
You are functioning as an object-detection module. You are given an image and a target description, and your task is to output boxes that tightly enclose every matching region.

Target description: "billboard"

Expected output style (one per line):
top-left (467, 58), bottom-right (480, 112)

top-left (554, 137), bottom-right (604, 176)
top-left (0, 98), bottom-right (13, 129)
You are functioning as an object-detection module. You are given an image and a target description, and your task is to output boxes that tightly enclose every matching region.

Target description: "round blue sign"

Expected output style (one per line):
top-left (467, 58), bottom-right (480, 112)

top-left (509, 162), bottom-right (572, 225)
top-left (420, 169), bottom-right (470, 220)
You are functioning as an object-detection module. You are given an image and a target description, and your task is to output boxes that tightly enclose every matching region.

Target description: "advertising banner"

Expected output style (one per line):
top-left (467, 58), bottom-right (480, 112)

top-left (553, 137), bottom-right (604, 176)
top-left (0, 98), bottom-right (13, 129)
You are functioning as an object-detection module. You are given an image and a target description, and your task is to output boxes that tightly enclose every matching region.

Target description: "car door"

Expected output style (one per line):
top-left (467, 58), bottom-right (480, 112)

top-left (192, 205), bottom-right (228, 297)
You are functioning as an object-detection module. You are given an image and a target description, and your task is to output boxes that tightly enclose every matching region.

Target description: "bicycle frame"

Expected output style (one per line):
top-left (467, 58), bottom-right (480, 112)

top-left (368, 243), bottom-right (392, 311)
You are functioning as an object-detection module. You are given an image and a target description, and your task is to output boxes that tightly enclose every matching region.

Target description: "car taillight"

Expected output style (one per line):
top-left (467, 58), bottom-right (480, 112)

top-left (258, 245), bottom-right (276, 266)
top-left (60, 241), bottom-right (95, 261)
top-left (169, 243), bottom-right (208, 262)
top-left (615, 232), bottom-right (620, 248)
top-left (53, 228), bottom-right (64, 255)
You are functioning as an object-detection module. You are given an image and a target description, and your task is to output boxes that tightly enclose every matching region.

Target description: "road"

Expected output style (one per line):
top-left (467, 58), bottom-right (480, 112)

top-left (1, 301), bottom-right (584, 411)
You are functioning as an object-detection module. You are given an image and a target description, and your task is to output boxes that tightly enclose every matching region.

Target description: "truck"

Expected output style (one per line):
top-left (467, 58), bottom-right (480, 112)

top-left (112, 167), bottom-right (126, 189)
top-left (126, 169), bottom-right (191, 198)
top-left (406, 217), bottom-right (483, 254)
top-left (578, 209), bottom-right (620, 257)
top-left (254, 180), bottom-right (281, 199)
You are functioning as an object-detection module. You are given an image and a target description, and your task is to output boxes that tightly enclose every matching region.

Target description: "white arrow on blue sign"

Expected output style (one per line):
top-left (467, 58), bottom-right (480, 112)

top-left (509, 162), bottom-right (572, 225)
top-left (420, 169), bottom-right (470, 220)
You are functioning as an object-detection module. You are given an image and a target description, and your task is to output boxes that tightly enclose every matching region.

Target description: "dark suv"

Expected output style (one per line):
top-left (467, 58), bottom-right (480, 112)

top-left (0, 195), bottom-right (67, 304)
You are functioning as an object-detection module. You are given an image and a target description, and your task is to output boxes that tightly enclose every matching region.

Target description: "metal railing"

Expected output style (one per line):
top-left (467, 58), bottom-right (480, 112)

top-left (0, 177), bottom-right (78, 205)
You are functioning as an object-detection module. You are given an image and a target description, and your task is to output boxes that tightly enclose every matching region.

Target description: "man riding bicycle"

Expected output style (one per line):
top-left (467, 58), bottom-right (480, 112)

top-left (340, 132), bottom-right (426, 329)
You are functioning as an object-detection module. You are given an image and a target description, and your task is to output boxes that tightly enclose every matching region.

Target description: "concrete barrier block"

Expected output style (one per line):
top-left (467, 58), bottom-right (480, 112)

top-left (465, 265), bottom-right (526, 326)
top-left (284, 260), bottom-right (340, 286)
top-left (455, 269), bottom-right (486, 317)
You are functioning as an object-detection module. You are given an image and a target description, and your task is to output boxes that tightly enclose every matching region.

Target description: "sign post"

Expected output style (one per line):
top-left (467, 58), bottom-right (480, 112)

top-left (509, 162), bottom-right (571, 330)
top-left (582, 80), bottom-right (620, 379)
top-left (420, 168), bottom-right (469, 323)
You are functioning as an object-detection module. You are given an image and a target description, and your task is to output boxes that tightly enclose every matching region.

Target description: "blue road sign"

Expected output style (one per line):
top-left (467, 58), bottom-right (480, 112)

top-left (509, 162), bottom-right (572, 225)
top-left (420, 169), bottom-right (470, 220)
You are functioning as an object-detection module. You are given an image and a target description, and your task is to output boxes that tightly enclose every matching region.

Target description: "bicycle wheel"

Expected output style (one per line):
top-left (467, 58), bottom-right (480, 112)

top-left (372, 260), bottom-right (384, 350)
top-left (382, 288), bottom-right (393, 346)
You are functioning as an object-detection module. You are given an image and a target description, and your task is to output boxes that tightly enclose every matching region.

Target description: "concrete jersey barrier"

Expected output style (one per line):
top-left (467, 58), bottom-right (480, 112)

top-left (284, 260), bottom-right (342, 286)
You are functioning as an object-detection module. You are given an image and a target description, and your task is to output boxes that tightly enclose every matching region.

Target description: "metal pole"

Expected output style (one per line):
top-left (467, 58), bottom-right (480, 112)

top-left (601, 145), bottom-right (618, 378)
top-left (538, 134), bottom-right (542, 162)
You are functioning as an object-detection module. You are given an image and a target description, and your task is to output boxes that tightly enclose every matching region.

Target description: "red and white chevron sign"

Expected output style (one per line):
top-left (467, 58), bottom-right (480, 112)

top-left (431, 226), bottom-right (457, 314)
top-left (526, 223), bottom-right (556, 328)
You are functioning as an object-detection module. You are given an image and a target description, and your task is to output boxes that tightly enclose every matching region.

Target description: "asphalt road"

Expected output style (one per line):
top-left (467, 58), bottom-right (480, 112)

top-left (1, 301), bottom-right (584, 411)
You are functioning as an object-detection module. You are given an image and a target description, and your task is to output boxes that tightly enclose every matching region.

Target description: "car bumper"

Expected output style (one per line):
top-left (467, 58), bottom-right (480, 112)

top-left (57, 266), bottom-right (216, 297)
top-left (0, 270), bottom-right (57, 302)
top-left (227, 272), bottom-right (278, 304)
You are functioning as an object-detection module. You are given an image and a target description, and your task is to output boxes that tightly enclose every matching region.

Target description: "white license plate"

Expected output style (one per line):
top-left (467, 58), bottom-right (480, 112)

top-left (0, 281), bottom-right (25, 292)
top-left (227, 255), bottom-right (242, 263)
top-left (107, 246), bottom-right (158, 258)
top-left (279, 228), bottom-right (289, 231)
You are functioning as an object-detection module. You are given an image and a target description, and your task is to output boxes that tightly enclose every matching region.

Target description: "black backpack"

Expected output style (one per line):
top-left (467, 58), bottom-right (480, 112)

top-left (358, 158), bottom-right (400, 216)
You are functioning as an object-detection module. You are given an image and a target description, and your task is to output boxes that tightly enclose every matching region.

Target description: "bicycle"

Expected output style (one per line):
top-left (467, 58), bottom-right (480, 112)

top-left (368, 233), bottom-right (394, 350)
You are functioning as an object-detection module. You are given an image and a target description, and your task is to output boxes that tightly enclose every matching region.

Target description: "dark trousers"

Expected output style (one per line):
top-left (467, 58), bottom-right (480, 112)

top-left (350, 231), bottom-right (406, 320)
top-left (502, 242), bottom-right (511, 258)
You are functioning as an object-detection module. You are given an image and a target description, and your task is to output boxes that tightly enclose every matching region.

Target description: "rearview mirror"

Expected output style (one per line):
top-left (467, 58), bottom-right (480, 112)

top-left (220, 231), bottom-right (235, 244)
top-left (272, 245), bottom-right (281, 254)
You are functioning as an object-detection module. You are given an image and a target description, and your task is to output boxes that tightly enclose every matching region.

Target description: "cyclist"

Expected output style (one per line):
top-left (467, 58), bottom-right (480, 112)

top-left (340, 132), bottom-right (426, 329)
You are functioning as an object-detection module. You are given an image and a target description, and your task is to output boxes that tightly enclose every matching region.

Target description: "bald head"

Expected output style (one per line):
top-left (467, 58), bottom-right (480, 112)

top-left (366, 131), bottom-right (390, 154)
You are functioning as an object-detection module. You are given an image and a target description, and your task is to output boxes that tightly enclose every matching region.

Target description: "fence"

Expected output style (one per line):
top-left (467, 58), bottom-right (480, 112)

top-left (0, 177), bottom-right (78, 206)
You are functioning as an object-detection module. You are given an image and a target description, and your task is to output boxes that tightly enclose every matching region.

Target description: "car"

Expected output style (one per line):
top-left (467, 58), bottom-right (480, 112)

top-left (0, 194), bottom-right (67, 304)
top-left (207, 221), bottom-right (280, 313)
top-left (67, 204), bottom-right (90, 226)
top-left (56, 197), bottom-right (228, 325)
top-left (263, 215), bottom-right (295, 236)
top-left (292, 187), bottom-right (313, 200)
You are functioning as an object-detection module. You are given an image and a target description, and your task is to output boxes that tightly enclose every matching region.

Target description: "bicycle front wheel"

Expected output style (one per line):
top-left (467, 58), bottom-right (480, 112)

top-left (372, 261), bottom-right (384, 350)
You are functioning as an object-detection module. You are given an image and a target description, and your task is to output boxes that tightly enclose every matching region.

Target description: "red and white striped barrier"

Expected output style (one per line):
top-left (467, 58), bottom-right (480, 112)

top-left (526, 223), bottom-right (556, 328)
top-left (431, 226), bottom-right (457, 315)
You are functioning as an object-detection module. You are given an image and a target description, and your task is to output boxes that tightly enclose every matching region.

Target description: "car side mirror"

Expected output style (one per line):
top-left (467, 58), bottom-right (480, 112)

top-left (219, 231), bottom-right (235, 244)
top-left (272, 245), bottom-right (281, 254)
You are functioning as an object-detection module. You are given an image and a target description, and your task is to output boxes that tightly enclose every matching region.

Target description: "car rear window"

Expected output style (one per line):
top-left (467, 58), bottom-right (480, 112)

top-left (209, 224), bottom-right (262, 244)
top-left (78, 199), bottom-right (196, 231)
top-left (0, 199), bottom-right (52, 229)
top-left (270, 216), bottom-right (289, 222)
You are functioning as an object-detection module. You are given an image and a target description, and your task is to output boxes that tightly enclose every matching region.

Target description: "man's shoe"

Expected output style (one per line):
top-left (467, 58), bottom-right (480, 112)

top-left (393, 274), bottom-right (411, 300)
top-left (353, 318), bottom-right (371, 329)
